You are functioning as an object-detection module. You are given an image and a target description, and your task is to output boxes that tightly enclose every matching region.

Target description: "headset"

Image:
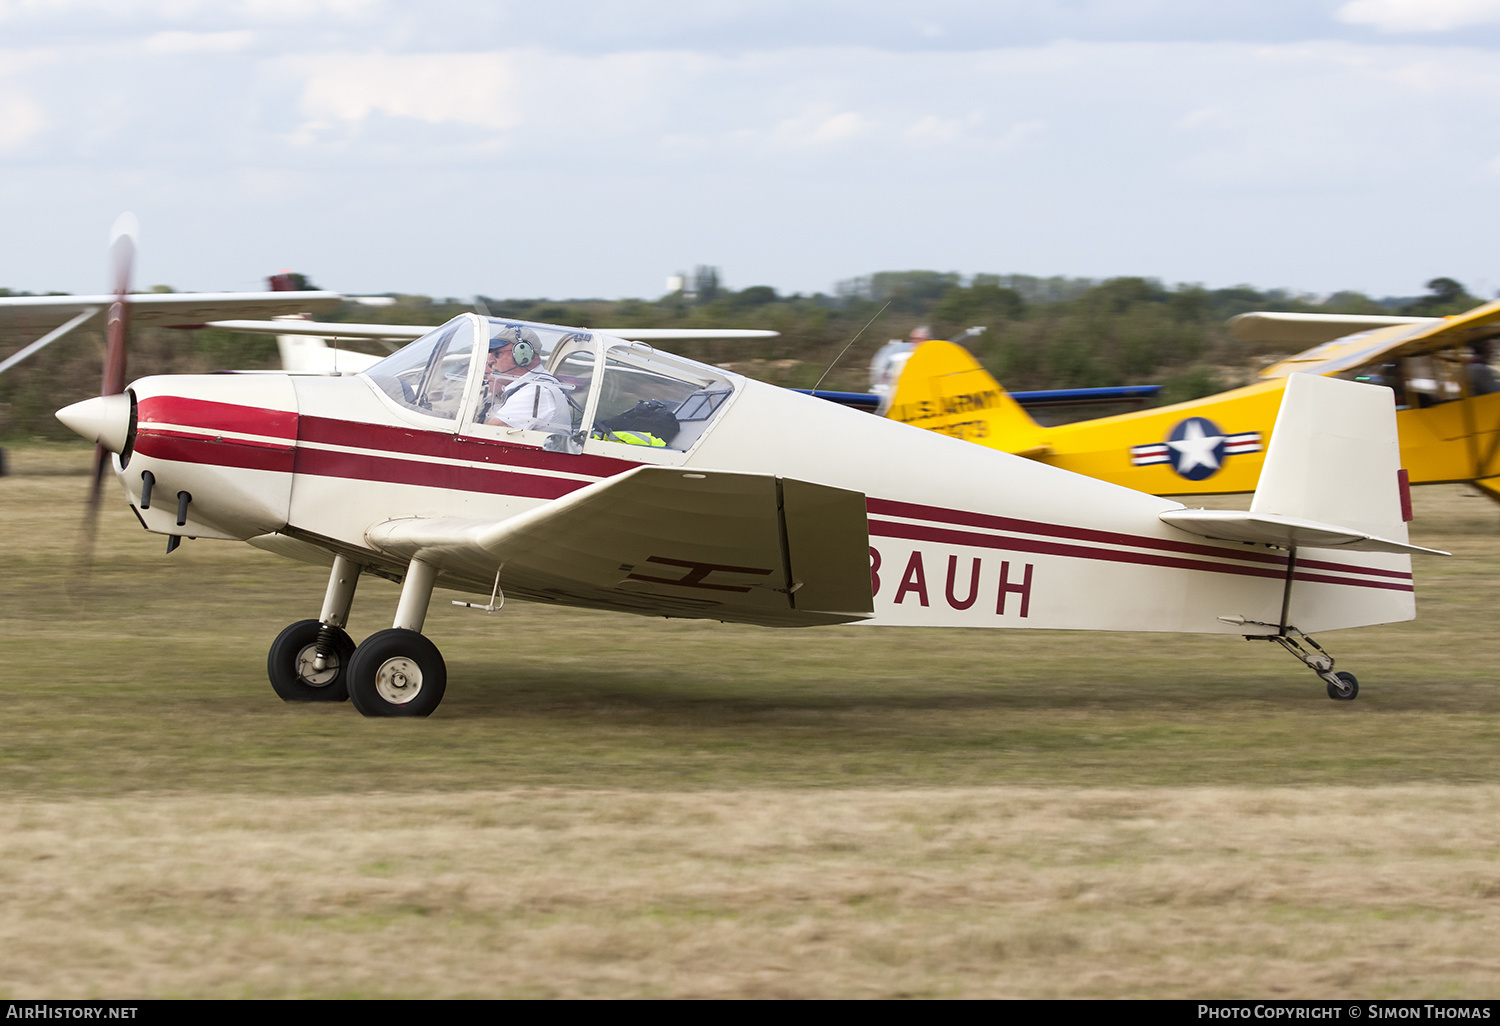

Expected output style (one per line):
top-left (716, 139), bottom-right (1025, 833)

top-left (490, 331), bottom-right (536, 369)
top-left (509, 339), bottom-right (535, 368)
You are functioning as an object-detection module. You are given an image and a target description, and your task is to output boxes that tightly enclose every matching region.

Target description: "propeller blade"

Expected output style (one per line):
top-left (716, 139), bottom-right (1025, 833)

top-left (102, 212), bottom-right (135, 397)
top-left (109, 213), bottom-right (138, 296)
top-left (79, 213), bottom-right (139, 578)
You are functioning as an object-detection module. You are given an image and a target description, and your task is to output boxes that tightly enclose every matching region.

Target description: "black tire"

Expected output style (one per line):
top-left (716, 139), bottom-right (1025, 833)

top-left (1326, 671), bottom-right (1359, 701)
top-left (346, 628), bottom-right (446, 718)
top-left (267, 619), bottom-right (355, 702)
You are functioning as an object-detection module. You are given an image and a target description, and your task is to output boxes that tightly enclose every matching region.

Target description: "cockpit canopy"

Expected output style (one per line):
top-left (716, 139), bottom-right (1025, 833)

top-left (364, 314), bottom-right (740, 453)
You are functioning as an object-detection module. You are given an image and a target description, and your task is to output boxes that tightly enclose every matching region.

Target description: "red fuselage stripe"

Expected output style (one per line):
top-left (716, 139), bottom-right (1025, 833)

top-left (134, 432), bottom-right (295, 474)
top-left (868, 519), bottom-right (1413, 593)
top-left (291, 445), bottom-right (586, 499)
top-left (866, 496), bottom-right (1411, 582)
top-left (297, 414), bottom-right (638, 478)
top-left (137, 396), bottom-right (297, 439)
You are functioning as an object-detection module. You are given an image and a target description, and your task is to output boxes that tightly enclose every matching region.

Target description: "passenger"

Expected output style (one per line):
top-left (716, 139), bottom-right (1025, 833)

top-left (1467, 341), bottom-right (1497, 396)
top-left (480, 327), bottom-right (569, 432)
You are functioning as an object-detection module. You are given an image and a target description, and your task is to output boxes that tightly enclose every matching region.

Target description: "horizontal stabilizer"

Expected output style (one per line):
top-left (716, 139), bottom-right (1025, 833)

top-left (1158, 509), bottom-right (1447, 555)
top-left (366, 466), bottom-right (872, 627)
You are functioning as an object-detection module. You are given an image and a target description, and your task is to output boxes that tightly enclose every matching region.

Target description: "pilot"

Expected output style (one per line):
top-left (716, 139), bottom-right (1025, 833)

top-left (1467, 341), bottom-right (1497, 396)
top-left (480, 327), bottom-right (569, 431)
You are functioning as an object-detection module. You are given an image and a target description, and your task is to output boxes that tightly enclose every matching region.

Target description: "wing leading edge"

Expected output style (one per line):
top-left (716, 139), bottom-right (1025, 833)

top-left (1252, 298), bottom-right (1500, 378)
top-left (365, 466), bottom-right (874, 628)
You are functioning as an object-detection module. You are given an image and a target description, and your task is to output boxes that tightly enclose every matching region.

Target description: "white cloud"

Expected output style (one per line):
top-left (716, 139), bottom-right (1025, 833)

top-left (904, 112), bottom-right (983, 145)
top-left (1338, 0), bottom-right (1500, 32)
top-left (994, 119), bottom-right (1044, 150)
top-left (143, 30), bottom-right (255, 54)
top-left (1176, 106), bottom-right (1228, 130)
top-left (770, 109), bottom-right (870, 147)
top-left (0, 0), bottom-right (375, 18)
top-left (295, 52), bottom-right (521, 131)
top-left (0, 91), bottom-right (43, 150)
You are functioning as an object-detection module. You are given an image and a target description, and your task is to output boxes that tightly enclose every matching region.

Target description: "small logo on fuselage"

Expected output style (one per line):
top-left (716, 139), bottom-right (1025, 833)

top-left (1129, 417), bottom-right (1261, 480)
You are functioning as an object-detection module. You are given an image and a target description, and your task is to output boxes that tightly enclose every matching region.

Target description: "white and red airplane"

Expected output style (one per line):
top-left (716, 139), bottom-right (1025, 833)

top-left (52, 309), bottom-right (1445, 716)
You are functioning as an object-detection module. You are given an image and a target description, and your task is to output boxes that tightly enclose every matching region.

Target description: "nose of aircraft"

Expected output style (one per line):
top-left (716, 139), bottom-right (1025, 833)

top-left (56, 394), bottom-right (132, 453)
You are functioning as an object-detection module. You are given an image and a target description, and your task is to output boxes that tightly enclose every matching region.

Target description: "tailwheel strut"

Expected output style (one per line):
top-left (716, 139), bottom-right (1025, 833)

top-left (1260, 628), bottom-right (1357, 701)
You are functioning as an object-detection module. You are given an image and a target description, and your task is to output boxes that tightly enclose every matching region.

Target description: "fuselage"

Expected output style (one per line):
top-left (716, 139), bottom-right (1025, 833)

top-left (105, 316), bottom-right (1414, 640)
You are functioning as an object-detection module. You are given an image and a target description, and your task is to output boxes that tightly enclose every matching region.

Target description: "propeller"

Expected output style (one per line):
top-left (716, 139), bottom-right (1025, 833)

top-left (78, 213), bottom-right (138, 572)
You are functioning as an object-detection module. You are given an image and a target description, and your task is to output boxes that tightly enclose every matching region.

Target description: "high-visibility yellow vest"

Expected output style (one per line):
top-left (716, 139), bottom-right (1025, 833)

top-left (604, 429), bottom-right (666, 447)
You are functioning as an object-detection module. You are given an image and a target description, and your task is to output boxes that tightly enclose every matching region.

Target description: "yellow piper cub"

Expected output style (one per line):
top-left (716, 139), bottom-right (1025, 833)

top-left (886, 299), bottom-right (1500, 501)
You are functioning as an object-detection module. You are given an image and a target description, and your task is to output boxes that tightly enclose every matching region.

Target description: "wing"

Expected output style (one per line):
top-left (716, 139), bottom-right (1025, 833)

top-left (1244, 299), bottom-right (1500, 378)
top-left (1228, 312), bottom-right (1437, 347)
top-left (794, 384), bottom-right (1160, 415)
top-left (0, 291), bottom-right (342, 333)
top-left (201, 319), bottom-right (778, 342)
top-left (363, 466), bottom-right (874, 627)
top-left (202, 319), bottom-right (428, 340)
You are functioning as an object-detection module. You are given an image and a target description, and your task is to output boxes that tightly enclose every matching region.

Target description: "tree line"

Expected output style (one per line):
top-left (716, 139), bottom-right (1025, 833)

top-left (0, 272), bottom-right (1484, 441)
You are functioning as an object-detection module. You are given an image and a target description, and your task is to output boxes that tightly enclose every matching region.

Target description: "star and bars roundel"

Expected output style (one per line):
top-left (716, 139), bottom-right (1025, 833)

top-left (1128, 417), bottom-right (1262, 481)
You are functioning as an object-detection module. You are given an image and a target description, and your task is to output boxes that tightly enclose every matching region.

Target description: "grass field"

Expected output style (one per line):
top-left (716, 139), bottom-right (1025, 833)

top-left (2, 442), bottom-right (1498, 997)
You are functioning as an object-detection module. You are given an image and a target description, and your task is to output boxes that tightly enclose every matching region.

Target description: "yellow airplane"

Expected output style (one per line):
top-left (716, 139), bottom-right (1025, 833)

top-left (884, 299), bottom-right (1500, 502)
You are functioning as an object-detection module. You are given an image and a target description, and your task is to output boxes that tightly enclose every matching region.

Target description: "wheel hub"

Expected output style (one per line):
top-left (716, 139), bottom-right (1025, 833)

top-left (294, 643), bottom-right (340, 687)
top-left (374, 656), bottom-right (424, 705)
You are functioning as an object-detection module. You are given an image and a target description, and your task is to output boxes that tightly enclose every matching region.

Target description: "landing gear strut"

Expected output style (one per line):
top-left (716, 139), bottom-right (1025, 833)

top-left (1226, 545), bottom-right (1362, 702)
top-left (267, 555), bottom-right (361, 702)
top-left (1261, 630), bottom-right (1358, 701)
top-left (267, 619), bottom-right (355, 701)
top-left (268, 554), bottom-right (450, 716)
top-left (346, 558), bottom-right (447, 718)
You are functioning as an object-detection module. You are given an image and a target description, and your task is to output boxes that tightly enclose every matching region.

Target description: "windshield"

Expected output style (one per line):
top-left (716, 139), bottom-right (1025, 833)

top-left (365, 318), bottom-right (474, 420)
top-left (362, 315), bottom-right (739, 452)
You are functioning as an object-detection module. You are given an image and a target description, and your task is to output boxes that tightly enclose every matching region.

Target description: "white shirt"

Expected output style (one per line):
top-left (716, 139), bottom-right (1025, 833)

top-left (488, 369), bottom-right (568, 432)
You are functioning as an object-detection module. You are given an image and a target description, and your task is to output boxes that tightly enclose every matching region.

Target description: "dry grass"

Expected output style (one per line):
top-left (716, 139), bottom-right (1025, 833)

top-left (1, 787), bottom-right (1498, 998)
top-left (2, 443), bottom-right (1499, 997)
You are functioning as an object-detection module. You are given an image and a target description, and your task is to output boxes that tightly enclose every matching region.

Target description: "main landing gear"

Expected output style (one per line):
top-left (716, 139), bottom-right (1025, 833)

top-left (266, 555), bottom-right (447, 717)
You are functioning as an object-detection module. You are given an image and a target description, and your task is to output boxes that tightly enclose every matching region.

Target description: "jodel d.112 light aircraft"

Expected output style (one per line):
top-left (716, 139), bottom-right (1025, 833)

top-left (53, 301), bottom-right (1445, 715)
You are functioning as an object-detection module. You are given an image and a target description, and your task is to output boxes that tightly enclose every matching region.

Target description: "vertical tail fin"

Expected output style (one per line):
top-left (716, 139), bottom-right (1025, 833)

top-left (884, 340), bottom-right (1049, 455)
top-left (1251, 373), bottom-right (1410, 544)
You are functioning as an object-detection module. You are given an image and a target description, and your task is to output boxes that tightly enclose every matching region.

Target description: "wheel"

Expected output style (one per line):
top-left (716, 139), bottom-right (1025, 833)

top-left (1326, 671), bottom-right (1359, 701)
top-left (346, 628), bottom-right (447, 718)
top-left (267, 619), bottom-right (355, 702)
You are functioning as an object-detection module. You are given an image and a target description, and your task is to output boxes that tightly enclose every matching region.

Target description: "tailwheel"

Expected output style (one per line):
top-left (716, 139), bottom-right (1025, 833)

top-left (268, 619), bottom-right (355, 702)
top-left (1326, 671), bottom-right (1359, 702)
top-left (347, 628), bottom-right (447, 718)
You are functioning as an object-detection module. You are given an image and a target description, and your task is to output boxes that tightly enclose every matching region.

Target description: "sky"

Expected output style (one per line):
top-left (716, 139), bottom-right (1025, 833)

top-left (2, 0), bottom-right (1500, 301)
